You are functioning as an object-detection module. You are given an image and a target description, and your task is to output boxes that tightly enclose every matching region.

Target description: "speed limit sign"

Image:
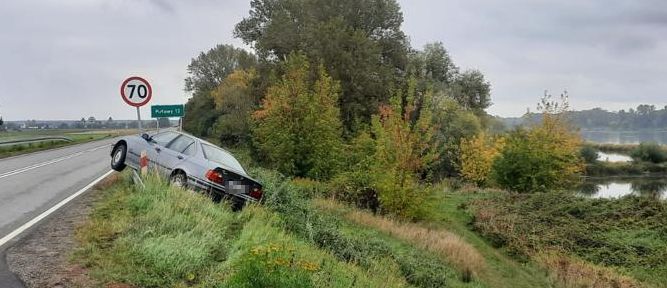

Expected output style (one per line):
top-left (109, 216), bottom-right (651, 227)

top-left (120, 76), bottom-right (152, 107)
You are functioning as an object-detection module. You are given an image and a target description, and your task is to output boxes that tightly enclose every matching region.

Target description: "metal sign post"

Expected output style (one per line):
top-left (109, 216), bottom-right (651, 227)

top-left (136, 107), bottom-right (142, 131)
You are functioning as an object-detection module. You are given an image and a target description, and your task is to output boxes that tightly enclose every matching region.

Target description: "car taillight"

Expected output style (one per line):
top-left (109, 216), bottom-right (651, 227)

top-left (249, 187), bottom-right (263, 200)
top-left (205, 170), bottom-right (224, 184)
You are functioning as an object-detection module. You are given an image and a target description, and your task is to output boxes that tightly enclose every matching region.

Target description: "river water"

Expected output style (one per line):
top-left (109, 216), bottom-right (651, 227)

top-left (579, 177), bottom-right (667, 200)
top-left (579, 130), bottom-right (667, 200)
top-left (596, 151), bottom-right (632, 162)
top-left (581, 130), bottom-right (667, 145)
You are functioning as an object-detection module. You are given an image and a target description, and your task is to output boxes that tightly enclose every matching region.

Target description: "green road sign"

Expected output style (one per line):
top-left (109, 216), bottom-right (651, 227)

top-left (151, 105), bottom-right (184, 118)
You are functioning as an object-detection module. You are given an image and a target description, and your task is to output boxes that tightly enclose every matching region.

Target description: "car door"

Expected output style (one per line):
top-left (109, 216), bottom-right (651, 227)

top-left (146, 131), bottom-right (180, 173)
top-left (161, 135), bottom-right (196, 172)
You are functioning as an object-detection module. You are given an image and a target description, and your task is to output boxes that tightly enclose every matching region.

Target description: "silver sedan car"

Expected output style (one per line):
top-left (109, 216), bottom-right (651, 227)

top-left (110, 130), bottom-right (262, 209)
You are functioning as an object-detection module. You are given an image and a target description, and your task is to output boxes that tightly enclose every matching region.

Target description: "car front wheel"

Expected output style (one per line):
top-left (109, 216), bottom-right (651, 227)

top-left (170, 172), bottom-right (187, 188)
top-left (111, 144), bottom-right (127, 171)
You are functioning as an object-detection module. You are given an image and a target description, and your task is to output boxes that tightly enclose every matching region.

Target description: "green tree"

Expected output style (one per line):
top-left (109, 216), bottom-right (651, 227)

top-left (235, 0), bottom-right (409, 133)
top-left (183, 91), bottom-right (219, 137)
top-left (253, 54), bottom-right (343, 180)
top-left (430, 97), bottom-right (482, 178)
top-left (369, 79), bottom-right (438, 218)
top-left (449, 69), bottom-right (492, 113)
top-left (183, 45), bottom-right (257, 137)
top-left (211, 69), bottom-right (257, 146)
top-left (492, 91), bottom-right (583, 193)
top-left (408, 42), bottom-right (458, 92)
top-left (185, 44), bottom-right (257, 94)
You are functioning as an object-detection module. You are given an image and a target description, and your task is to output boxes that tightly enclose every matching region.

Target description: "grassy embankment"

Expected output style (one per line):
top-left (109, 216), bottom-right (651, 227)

top-left (74, 171), bottom-right (482, 287)
top-left (74, 169), bottom-right (563, 287)
top-left (74, 167), bottom-right (665, 287)
top-left (0, 129), bottom-right (135, 159)
top-left (467, 189), bottom-right (667, 288)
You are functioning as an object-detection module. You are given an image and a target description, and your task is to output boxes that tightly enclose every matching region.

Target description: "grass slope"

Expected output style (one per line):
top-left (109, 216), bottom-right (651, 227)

top-left (74, 172), bottom-right (434, 287)
top-left (78, 168), bottom-right (658, 288)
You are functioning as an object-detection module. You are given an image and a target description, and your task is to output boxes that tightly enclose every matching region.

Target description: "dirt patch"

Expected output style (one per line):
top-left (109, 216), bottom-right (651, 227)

top-left (5, 174), bottom-right (119, 288)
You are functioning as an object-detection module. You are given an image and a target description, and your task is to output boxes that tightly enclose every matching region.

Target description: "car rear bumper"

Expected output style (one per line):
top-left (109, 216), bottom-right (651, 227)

top-left (187, 175), bottom-right (260, 203)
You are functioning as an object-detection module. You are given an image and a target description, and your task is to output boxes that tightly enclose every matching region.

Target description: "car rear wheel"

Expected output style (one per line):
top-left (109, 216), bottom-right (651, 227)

top-left (231, 196), bottom-right (246, 211)
top-left (170, 172), bottom-right (187, 188)
top-left (111, 144), bottom-right (127, 172)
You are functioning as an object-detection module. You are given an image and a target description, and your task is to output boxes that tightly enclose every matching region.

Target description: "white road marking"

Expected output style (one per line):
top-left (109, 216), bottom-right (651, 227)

top-left (0, 170), bottom-right (114, 248)
top-left (0, 144), bottom-right (109, 180)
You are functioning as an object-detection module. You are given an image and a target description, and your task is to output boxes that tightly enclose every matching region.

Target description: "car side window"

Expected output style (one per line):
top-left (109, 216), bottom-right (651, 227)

top-left (182, 143), bottom-right (195, 156)
top-left (151, 132), bottom-right (179, 146)
top-left (167, 135), bottom-right (195, 154)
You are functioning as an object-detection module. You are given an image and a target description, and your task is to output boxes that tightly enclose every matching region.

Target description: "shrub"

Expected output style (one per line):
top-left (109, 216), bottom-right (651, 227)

top-left (580, 145), bottom-right (599, 163)
top-left (631, 142), bottom-right (667, 163)
top-left (492, 128), bottom-right (583, 193)
top-left (492, 92), bottom-right (583, 193)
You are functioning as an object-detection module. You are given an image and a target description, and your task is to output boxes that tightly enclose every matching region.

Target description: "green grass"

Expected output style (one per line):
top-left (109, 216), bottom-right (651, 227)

top-left (585, 161), bottom-right (667, 176)
top-left (0, 129), bottom-right (134, 159)
top-left (75, 167), bottom-right (665, 287)
top-left (424, 187), bottom-right (553, 288)
top-left (74, 172), bottom-right (414, 287)
top-left (253, 168), bottom-right (483, 287)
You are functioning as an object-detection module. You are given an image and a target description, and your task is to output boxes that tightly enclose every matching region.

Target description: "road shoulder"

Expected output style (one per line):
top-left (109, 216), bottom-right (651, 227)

top-left (4, 174), bottom-right (118, 288)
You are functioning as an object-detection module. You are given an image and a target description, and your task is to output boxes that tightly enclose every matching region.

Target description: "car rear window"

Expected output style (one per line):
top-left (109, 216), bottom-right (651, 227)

top-left (201, 144), bottom-right (246, 173)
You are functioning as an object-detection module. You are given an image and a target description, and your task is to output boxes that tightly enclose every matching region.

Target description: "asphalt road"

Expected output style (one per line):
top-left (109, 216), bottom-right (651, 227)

top-left (0, 137), bottom-right (119, 287)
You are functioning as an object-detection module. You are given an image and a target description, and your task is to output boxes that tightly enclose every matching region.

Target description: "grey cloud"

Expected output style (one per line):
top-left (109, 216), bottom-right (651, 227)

top-left (0, 0), bottom-right (665, 120)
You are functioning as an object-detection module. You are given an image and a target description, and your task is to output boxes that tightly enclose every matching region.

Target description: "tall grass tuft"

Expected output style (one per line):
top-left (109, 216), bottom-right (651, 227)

top-left (536, 252), bottom-right (642, 288)
top-left (315, 198), bottom-right (486, 281)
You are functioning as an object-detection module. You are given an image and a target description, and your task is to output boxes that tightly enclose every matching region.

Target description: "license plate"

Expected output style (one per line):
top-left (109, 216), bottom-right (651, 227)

top-left (226, 181), bottom-right (248, 194)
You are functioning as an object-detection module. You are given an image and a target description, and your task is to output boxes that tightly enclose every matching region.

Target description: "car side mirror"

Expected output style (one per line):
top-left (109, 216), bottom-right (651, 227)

top-left (141, 133), bottom-right (152, 142)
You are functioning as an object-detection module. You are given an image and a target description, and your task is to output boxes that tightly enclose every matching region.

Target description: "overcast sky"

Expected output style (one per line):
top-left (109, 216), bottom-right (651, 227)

top-left (1, 0), bottom-right (666, 120)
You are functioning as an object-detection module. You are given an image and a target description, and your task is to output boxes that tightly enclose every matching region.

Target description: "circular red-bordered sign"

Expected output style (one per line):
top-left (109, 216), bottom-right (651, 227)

top-left (120, 76), bottom-right (152, 107)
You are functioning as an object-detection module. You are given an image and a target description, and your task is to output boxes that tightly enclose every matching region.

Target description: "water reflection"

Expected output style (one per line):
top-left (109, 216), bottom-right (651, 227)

top-left (578, 177), bottom-right (667, 200)
top-left (596, 151), bottom-right (632, 162)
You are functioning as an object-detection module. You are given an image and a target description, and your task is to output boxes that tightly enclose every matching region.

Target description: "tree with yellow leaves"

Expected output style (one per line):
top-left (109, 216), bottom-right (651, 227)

top-left (460, 132), bottom-right (505, 187)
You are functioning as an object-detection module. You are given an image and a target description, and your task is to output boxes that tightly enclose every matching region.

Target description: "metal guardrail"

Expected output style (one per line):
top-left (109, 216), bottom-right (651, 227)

top-left (0, 136), bottom-right (73, 146)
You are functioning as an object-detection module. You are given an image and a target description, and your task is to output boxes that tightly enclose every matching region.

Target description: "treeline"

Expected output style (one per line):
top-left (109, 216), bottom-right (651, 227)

top-left (506, 104), bottom-right (667, 130)
top-left (183, 0), bottom-right (582, 218)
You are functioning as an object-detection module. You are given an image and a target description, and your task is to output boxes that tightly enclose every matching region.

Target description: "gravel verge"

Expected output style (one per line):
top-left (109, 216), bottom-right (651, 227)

top-left (5, 174), bottom-right (119, 288)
